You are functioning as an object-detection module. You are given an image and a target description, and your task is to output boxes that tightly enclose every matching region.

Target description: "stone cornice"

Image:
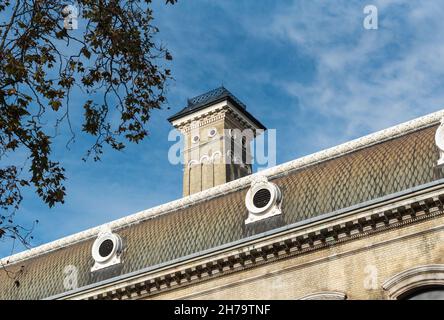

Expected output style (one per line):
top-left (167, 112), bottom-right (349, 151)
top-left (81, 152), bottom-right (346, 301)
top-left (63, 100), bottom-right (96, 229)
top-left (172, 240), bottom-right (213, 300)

top-left (177, 109), bottom-right (227, 133)
top-left (175, 106), bottom-right (258, 134)
top-left (2, 109), bottom-right (443, 267)
top-left (172, 100), bottom-right (262, 132)
top-left (51, 181), bottom-right (444, 300)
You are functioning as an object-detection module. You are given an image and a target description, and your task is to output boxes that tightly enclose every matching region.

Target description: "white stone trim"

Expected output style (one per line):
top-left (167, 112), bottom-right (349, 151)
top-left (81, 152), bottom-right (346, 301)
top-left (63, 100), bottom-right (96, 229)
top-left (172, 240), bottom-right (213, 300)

top-left (91, 229), bottom-right (123, 272)
top-left (382, 265), bottom-right (444, 299)
top-left (200, 155), bottom-right (210, 164)
top-left (1, 109), bottom-right (444, 266)
top-left (187, 160), bottom-right (199, 167)
top-left (299, 291), bottom-right (347, 300)
top-left (171, 100), bottom-right (262, 131)
top-left (211, 151), bottom-right (222, 161)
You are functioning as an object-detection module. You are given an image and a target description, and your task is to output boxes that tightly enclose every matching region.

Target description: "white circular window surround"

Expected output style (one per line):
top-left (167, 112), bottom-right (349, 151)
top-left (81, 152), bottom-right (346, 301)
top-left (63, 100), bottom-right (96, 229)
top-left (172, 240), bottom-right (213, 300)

top-left (245, 175), bottom-right (282, 224)
top-left (192, 135), bottom-right (200, 144)
top-left (208, 128), bottom-right (217, 138)
top-left (246, 182), bottom-right (281, 215)
top-left (91, 228), bottom-right (123, 271)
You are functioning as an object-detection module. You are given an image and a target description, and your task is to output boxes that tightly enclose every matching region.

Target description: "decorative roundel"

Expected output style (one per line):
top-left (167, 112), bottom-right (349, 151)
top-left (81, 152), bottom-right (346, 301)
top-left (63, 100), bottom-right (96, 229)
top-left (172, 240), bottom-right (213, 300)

top-left (208, 128), bottom-right (217, 138)
top-left (192, 135), bottom-right (200, 144)
top-left (245, 177), bottom-right (282, 217)
top-left (92, 232), bottom-right (122, 264)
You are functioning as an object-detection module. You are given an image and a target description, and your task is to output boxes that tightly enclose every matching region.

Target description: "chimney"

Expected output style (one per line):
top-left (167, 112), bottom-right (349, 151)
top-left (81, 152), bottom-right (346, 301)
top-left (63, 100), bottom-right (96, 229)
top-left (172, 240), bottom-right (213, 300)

top-left (168, 87), bottom-right (266, 196)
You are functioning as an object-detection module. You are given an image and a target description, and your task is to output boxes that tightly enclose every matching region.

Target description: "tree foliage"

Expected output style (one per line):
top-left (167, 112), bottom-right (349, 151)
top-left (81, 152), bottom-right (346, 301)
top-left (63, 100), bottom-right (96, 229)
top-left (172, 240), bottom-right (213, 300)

top-left (0, 0), bottom-right (176, 249)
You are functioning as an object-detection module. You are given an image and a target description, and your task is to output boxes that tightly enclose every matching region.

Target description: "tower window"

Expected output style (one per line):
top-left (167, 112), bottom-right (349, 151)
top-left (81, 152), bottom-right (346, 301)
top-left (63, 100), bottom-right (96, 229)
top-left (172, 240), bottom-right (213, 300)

top-left (230, 136), bottom-right (235, 164)
top-left (401, 286), bottom-right (444, 300)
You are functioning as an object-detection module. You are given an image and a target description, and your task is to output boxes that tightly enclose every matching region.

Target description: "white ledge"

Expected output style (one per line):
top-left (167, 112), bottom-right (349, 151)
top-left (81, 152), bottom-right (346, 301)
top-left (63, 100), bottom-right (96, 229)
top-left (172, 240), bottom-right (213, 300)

top-left (1, 109), bottom-right (443, 266)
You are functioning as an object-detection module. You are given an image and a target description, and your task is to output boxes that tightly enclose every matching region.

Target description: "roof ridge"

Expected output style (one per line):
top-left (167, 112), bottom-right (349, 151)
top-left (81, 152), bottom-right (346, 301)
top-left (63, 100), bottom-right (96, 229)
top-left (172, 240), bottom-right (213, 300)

top-left (2, 108), bottom-right (443, 265)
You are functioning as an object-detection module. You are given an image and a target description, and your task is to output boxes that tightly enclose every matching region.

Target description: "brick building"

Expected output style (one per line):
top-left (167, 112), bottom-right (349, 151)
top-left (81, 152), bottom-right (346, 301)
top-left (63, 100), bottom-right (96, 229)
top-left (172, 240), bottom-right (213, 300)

top-left (1, 88), bottom-right (444, 300)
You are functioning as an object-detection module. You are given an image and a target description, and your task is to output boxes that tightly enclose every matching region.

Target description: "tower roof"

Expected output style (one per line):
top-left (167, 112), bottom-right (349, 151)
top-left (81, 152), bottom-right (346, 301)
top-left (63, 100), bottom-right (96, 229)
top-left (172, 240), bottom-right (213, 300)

top-left (167, 87), bottom-right (266, 129)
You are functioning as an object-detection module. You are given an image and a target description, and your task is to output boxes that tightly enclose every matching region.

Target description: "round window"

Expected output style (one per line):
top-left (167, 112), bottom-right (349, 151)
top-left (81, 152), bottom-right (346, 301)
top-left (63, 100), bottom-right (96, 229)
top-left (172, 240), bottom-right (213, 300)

top-left (253, 188), bottom-right (272, 208)
top-left (245, 178), bottom-right (282, 221)
top-left (208, 128), bottom-right (217, 138)
top-left (99, 239), bottom-right (114, 258)
top-left (192, 135), bottom-right (200, 143)
top-left (91, 232), bottom-right (122, 265)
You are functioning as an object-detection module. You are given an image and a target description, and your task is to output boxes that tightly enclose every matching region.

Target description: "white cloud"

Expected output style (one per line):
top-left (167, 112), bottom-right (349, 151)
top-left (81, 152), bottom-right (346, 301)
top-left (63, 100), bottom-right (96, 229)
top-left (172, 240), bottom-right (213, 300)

top-left (245, 1), bottom-right (444, 141)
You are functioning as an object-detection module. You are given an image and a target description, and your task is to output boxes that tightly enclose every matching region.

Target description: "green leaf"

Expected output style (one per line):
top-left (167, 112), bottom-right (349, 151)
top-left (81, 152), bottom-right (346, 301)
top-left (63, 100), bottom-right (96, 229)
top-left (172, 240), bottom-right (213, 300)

top-left (49, 100), bottom-right (62, 111)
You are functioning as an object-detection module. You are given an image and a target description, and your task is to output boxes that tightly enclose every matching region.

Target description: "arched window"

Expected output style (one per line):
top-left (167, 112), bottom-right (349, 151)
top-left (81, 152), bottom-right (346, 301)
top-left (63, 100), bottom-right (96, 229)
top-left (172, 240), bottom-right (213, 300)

top-left (230, 136), bottom-right (235, 165)
top-left (400, 286), bottom-right (444, 300)
top-left (242, 136), bottom-right (247, 164)
top-left (383, 265), bottom-right (444, 299)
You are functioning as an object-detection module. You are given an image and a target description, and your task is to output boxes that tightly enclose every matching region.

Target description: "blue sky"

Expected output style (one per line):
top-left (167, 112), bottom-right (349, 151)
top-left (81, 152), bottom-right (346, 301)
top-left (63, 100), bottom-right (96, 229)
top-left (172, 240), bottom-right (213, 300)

top-left (2, 0), bottom-right (444, 258)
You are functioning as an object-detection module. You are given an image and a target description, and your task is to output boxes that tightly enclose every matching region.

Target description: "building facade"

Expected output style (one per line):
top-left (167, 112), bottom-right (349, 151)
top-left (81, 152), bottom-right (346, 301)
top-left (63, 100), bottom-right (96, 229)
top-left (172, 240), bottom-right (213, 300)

top-left (1, 88), bottom-right (444, 300)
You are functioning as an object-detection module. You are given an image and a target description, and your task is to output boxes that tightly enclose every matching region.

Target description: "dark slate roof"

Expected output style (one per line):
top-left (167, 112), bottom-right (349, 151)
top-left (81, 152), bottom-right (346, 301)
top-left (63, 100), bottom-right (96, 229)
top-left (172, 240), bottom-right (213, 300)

top-left (167, 87), bottom-right (266, 129)
top-left (0, 124), bottom-right (441, 299)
